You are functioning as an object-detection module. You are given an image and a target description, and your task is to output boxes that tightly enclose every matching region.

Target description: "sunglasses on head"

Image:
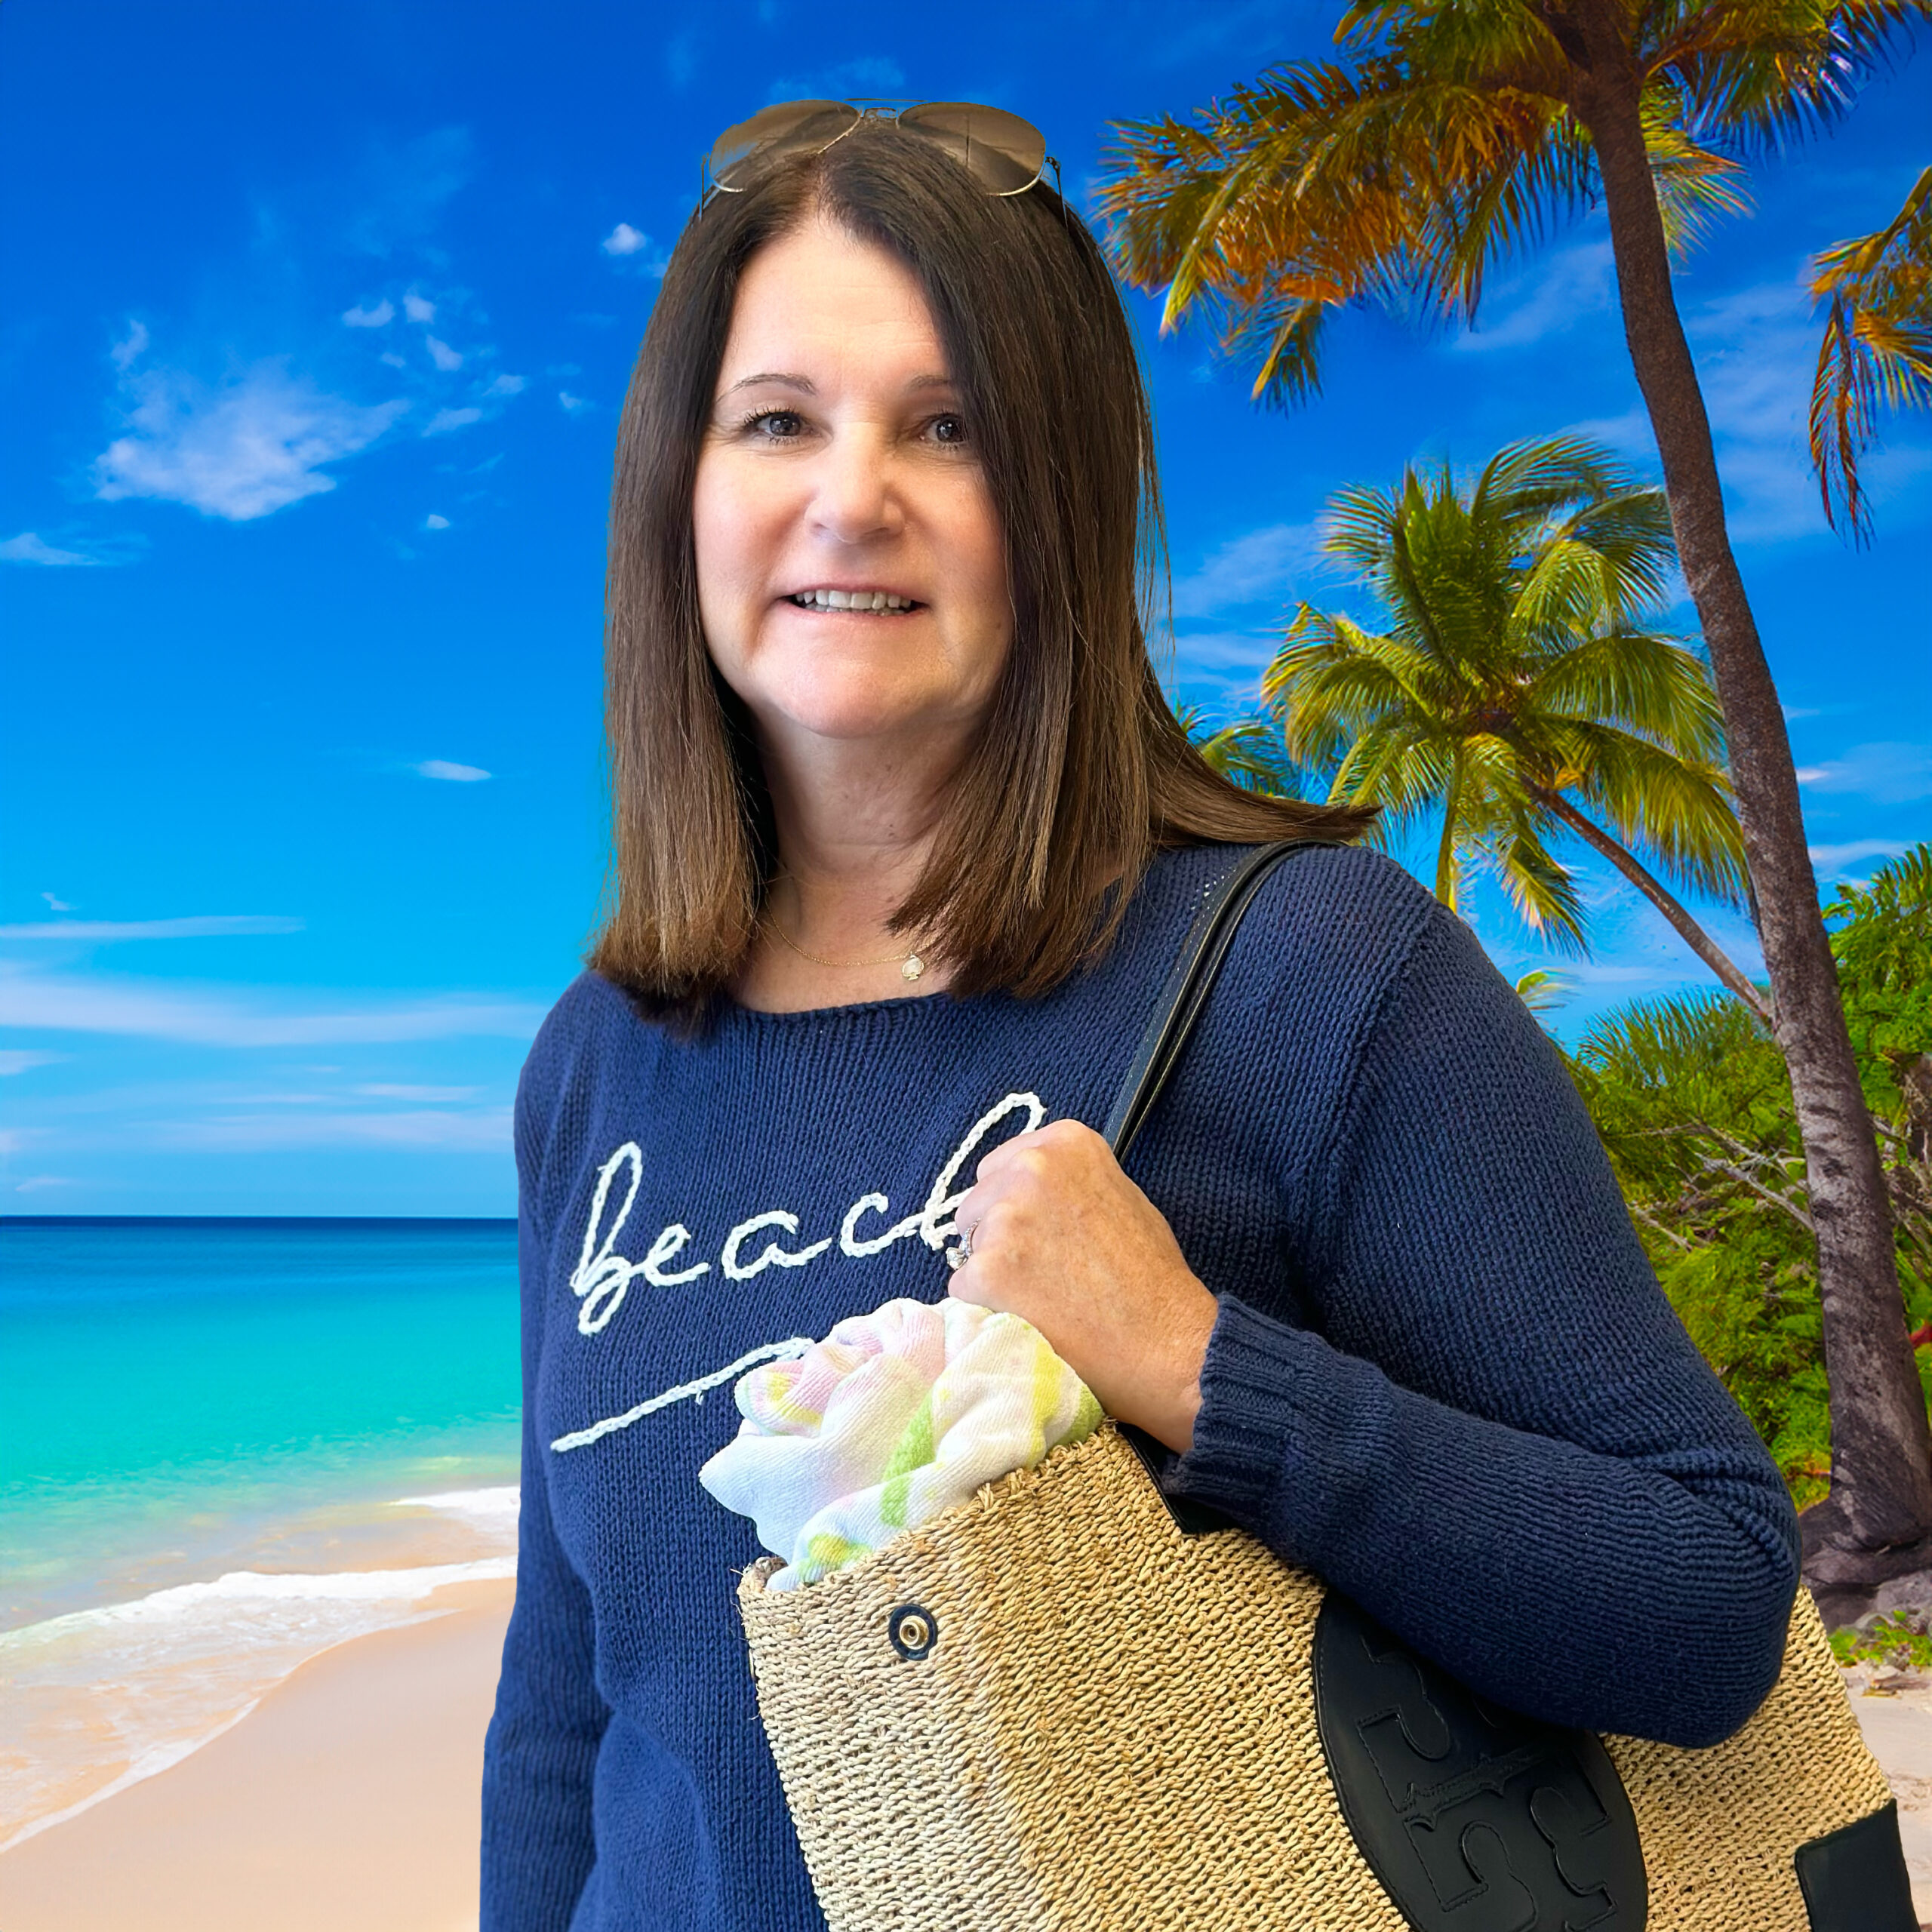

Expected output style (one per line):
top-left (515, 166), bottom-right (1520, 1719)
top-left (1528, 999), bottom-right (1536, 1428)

top-left (703, 99), bottom-right (1057, 205)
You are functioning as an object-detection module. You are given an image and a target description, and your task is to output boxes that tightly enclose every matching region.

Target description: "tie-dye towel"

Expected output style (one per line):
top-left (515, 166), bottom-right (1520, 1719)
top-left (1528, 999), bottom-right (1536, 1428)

top-left (697, 1297), bottom-right (1103, 1592)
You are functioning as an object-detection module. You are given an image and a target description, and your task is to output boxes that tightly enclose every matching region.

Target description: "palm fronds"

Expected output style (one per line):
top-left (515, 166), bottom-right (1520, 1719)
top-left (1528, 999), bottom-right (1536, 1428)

top-left (1809, 165), bottom-right (1932, 540)
top-left (1097, 1), bottom-right (1929, 410)
top-left (1261, 435), bottom-right (1750, 971)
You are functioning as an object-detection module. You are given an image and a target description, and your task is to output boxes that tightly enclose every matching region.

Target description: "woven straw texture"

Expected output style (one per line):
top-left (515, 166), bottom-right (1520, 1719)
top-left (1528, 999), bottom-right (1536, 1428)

top-left (738, 1423), bottom-right (1894, 1932)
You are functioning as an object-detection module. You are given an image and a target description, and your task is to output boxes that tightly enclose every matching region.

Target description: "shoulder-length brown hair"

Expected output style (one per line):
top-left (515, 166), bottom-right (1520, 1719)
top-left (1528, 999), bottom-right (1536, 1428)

top-left (589, 119), bottom-right (1364, 1017)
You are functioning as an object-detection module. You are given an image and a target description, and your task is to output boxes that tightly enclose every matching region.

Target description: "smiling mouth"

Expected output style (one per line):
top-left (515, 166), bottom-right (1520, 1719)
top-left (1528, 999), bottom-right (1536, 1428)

top-left (786, 589), bottom-right (921, 613)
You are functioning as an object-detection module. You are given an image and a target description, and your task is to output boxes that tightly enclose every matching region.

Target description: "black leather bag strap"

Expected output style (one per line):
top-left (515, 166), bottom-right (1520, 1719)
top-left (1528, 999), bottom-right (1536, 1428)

top-left (1102, 840), bottom-right (1334, 1164)
top-left (1102, 837), bottom-right (1334, 1533)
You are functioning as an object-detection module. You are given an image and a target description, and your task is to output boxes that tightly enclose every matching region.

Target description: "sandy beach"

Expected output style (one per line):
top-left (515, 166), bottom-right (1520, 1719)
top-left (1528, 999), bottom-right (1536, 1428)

top-left (7, 1580), bottom-right (1932, 1929)
top-left (0, 1577), bottom-right (512, 1932)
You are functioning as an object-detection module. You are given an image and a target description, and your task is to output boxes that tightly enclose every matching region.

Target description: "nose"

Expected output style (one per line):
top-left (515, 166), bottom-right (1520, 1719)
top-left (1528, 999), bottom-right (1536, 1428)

top-left (807, 425), bottom-right (902, 547)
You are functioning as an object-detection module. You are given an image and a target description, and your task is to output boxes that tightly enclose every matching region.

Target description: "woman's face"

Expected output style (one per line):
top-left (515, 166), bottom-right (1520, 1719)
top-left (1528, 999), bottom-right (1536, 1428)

top-left (692, 216), bottom-right (1011, 761)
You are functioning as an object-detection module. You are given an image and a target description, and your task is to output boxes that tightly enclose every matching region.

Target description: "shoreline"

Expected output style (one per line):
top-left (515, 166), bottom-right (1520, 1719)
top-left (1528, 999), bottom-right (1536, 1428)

top-left (0, 1577), bottom-right (514, 1932)
top-left (0, 1485), bottom-right (519, 1850)
top-left (5, 1569), bottom-right (1931, 1928)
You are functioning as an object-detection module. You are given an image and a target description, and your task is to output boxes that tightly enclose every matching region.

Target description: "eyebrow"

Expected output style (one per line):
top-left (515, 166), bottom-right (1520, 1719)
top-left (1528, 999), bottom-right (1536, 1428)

top-left (718, 370), bottom-right (958, 398)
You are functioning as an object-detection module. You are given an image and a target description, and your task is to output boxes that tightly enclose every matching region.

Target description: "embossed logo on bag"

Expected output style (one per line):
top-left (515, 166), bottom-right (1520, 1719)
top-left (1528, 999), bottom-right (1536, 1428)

top-left (1312, 1593), bottom-right (1647, 1931)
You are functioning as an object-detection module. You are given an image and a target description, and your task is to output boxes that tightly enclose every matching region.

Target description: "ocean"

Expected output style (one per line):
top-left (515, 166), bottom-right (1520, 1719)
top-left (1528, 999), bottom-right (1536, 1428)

top-left (0, 1217), bottom-right (524, 1850)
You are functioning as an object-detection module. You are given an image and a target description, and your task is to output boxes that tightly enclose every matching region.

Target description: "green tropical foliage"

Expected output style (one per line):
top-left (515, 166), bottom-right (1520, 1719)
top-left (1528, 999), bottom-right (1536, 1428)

top-left (1261, 435), bottom-right (1761, 1008)
top-left (1102, 0), bottom-right (1932, 1564)
top-left (1567, 843), bottom-right (1932, 1506)
top-left (1177, 705), bottom-right (1315, 798)
top-left (1095, 0), bottom-right (1921, 408)
top-left (1514, 968), bottom-right (1576, 1019)
top-left (1809, 165), bottom-right (1932, 540)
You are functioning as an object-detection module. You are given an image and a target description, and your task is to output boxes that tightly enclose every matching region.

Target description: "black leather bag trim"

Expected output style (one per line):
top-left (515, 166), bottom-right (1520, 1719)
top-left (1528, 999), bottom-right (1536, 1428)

top-left (1792, 1798), bottom-right (1918, 1930)
top-left (1311, 1592), bottom-right (1648, 1930)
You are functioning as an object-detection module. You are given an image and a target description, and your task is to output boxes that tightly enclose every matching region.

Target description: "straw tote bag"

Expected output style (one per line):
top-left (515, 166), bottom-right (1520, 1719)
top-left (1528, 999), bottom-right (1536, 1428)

top-left (736, 841), bottom-right (1916, 1932)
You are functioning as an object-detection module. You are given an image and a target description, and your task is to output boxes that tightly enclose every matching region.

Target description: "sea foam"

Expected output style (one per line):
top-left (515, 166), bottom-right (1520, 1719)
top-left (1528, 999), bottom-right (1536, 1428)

top-left (0, 1492), bottom-right (518, 1850)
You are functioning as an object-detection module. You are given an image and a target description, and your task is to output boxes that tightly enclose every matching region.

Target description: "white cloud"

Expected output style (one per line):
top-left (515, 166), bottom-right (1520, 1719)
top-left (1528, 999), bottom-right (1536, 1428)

top-left (1171, 521), bottom-right (1324, 619)
top-left (343, 299), bottom-right (395, 328)
top-left (94, 361), bottom-right (407, 521)
top-left (765, 57), bottom-right (903, 100)
top-left (0, 971), bottom-right (544, 1045)
top-left (1, 532), bottom-right (97, 567)
top-left (1553, 270), bottom-right (1931, 546)
top-left (485, 373), bottom-right (525, 397)
top-left (1457, 239), bottom-right (1615, 353)
top-left (1810, 838), bottom-right (1914, 875)
top-left (163, 1106), bottom-right (512, 1151)
top-left (110, 320), bottom-right (149, 369)
top-left (425, 334), bottom-right (463, 372)
top-left (423, 406), bottom-right (482, 437)
top-left (379, 350), bottom-right (408, 370)
top-left (1172, 630), bottom-right (1281, 673)
top-left (0, 915), bottom-right (303, 940)
top-left (42, 893), bottom-right (74, 912)
top-left (424, 513), bottom-right (451, 531)
top-left (0, 1051), bottom-right (64, 1075)
top-left (349, 130), bottom-right (472, 256)
top-left (357, 1082), bottom-right (480, 1101)
top-left (1796, 741), bottom-right (1932, 804)
top-left (1561, 408), bottom-right (1651, 454)
top-left (602, 222), bottom-right (648, 257)
top-left (415, 758), bottom-right (490, 781)
top-left (14, 1175), bottom-right (77, 1193)
top-left (558, 391), bottom-right (592, 414)
top-left (1684, 278), bottom-right (1831, 545)
top-left (403, 291), bottom-right (436, 323)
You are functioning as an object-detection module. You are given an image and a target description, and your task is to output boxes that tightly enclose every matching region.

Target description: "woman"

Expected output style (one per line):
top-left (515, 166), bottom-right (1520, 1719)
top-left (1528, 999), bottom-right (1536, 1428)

top-left (481, 106), bottom-right (1798, 1932)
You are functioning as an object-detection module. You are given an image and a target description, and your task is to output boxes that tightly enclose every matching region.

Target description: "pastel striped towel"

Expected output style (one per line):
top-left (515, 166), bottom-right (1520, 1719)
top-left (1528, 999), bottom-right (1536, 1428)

top-left (697, 1297), bottom-right (1103, 1592)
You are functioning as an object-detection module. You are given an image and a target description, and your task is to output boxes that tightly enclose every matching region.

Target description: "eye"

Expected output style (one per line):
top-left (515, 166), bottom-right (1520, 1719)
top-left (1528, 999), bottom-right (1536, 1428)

top-left (928, 413), bottom-right (970, 446)
top-left (741, 407), bottom-right (805, 440)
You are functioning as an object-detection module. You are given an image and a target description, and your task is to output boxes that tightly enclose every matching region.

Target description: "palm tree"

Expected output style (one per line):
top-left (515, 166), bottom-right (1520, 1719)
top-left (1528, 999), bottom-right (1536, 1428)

top-left (1177, 704), bottom-right (1317, 797)
top-left (1269, 436), bottom-right (1767, 1014)
top-left (1098, 0), bottom-right (1932, 1593)
top-left (1810, 165), bottom-right (1932, 540)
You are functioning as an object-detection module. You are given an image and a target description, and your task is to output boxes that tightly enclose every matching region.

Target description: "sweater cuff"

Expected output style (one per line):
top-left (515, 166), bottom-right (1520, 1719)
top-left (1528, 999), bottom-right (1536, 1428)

top-left (1168, 1294), bottom-right (1311, 1519)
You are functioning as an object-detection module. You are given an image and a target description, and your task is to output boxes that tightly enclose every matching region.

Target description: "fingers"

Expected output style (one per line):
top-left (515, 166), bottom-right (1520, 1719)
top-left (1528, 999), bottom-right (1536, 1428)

top-left (958, 1120), bottom-right (1111, 1231)
top-left (971, 1117), bottom-right (1106, 1187)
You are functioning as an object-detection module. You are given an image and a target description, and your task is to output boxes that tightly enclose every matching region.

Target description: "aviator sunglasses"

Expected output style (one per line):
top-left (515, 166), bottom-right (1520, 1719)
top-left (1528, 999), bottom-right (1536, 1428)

top-left (702, 99), bottom-right (1057, 206)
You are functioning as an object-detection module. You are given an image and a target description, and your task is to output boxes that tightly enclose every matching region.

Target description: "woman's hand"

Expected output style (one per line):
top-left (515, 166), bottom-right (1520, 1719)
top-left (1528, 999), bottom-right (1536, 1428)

top-left (945, 1119), bottom-right (1220, 1452)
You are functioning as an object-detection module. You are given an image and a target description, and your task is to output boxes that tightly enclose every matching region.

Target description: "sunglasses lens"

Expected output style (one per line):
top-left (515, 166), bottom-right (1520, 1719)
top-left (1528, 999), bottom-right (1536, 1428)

top-left (709, 100), bottom-right (860, 191)
top-left (897, 103), bottom-right (1046, 195)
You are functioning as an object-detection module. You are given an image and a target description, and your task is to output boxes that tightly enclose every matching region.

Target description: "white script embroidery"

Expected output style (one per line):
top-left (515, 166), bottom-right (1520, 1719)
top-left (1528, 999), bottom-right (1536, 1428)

top-left (565, 1088), bottom-right (1048, 1337)
top-left (549, 1336), bottom-right (816, 1453)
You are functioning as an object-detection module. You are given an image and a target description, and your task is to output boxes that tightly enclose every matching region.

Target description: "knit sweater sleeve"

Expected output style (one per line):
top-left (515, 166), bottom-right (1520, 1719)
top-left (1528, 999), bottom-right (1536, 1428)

top-left (481, 1035), bottom-right (611, 1931)
top-left (1168, 897), bottom-right (1801, 1749)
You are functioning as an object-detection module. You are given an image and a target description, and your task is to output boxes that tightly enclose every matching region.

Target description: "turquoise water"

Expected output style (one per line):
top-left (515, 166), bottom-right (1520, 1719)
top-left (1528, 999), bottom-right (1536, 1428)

top-left (0, 1217), bottom-right (522, 1631)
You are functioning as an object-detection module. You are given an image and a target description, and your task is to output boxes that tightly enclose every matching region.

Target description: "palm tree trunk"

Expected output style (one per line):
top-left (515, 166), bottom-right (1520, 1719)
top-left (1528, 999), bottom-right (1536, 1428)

top-left (1537, 791), bottom-right (1771, 1025)
top-left (1436, 756), bottom-right (1463, 906)
top-left (1558, 0), bottom-right (1932, 1586)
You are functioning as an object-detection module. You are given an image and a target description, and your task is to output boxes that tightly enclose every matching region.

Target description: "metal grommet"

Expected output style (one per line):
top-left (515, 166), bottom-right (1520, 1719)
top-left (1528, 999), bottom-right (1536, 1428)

top-left (888, 1603), bottom-right (938, 1661)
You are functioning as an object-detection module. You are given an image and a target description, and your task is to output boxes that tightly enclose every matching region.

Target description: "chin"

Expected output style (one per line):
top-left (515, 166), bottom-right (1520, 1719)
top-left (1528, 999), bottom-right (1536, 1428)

top-left (775, 696), bottom-right (946, 741)
top-left (750, 670), bottom-right (967, 744)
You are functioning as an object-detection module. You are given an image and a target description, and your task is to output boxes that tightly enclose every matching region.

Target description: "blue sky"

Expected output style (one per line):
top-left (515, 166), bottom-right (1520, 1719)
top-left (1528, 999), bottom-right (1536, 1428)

top-left (2, 0), bottom-right (1927, 1215)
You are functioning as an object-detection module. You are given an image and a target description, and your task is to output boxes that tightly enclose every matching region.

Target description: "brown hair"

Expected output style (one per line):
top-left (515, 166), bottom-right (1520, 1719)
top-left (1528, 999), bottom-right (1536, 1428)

top-left (589, 120), bottom-right (1364, 1017)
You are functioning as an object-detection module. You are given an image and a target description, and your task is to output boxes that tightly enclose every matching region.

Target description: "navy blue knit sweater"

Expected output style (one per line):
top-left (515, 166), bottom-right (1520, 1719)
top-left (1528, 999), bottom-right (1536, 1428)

top-left (481, 841), bottom-right (1799, 1932)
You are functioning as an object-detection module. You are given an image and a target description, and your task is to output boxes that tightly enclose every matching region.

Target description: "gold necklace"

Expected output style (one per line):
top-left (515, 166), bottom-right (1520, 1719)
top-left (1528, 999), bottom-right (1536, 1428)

top-left (765, 913), bottom-right (927, 983)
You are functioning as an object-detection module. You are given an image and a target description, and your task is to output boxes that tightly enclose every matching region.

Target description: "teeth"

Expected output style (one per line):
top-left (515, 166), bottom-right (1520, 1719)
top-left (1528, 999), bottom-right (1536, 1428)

top-left (792, 589), bottom-right (913, 611)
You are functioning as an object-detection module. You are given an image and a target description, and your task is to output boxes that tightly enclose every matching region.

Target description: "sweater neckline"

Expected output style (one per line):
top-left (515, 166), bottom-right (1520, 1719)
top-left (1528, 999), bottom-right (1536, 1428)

top-left (712, 986), bottom-right (970, 1027)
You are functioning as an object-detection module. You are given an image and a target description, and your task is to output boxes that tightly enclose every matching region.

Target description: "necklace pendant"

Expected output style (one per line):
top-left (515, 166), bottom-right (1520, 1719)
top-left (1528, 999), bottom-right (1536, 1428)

top-left (902, 953), bottom-right (925, 983)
